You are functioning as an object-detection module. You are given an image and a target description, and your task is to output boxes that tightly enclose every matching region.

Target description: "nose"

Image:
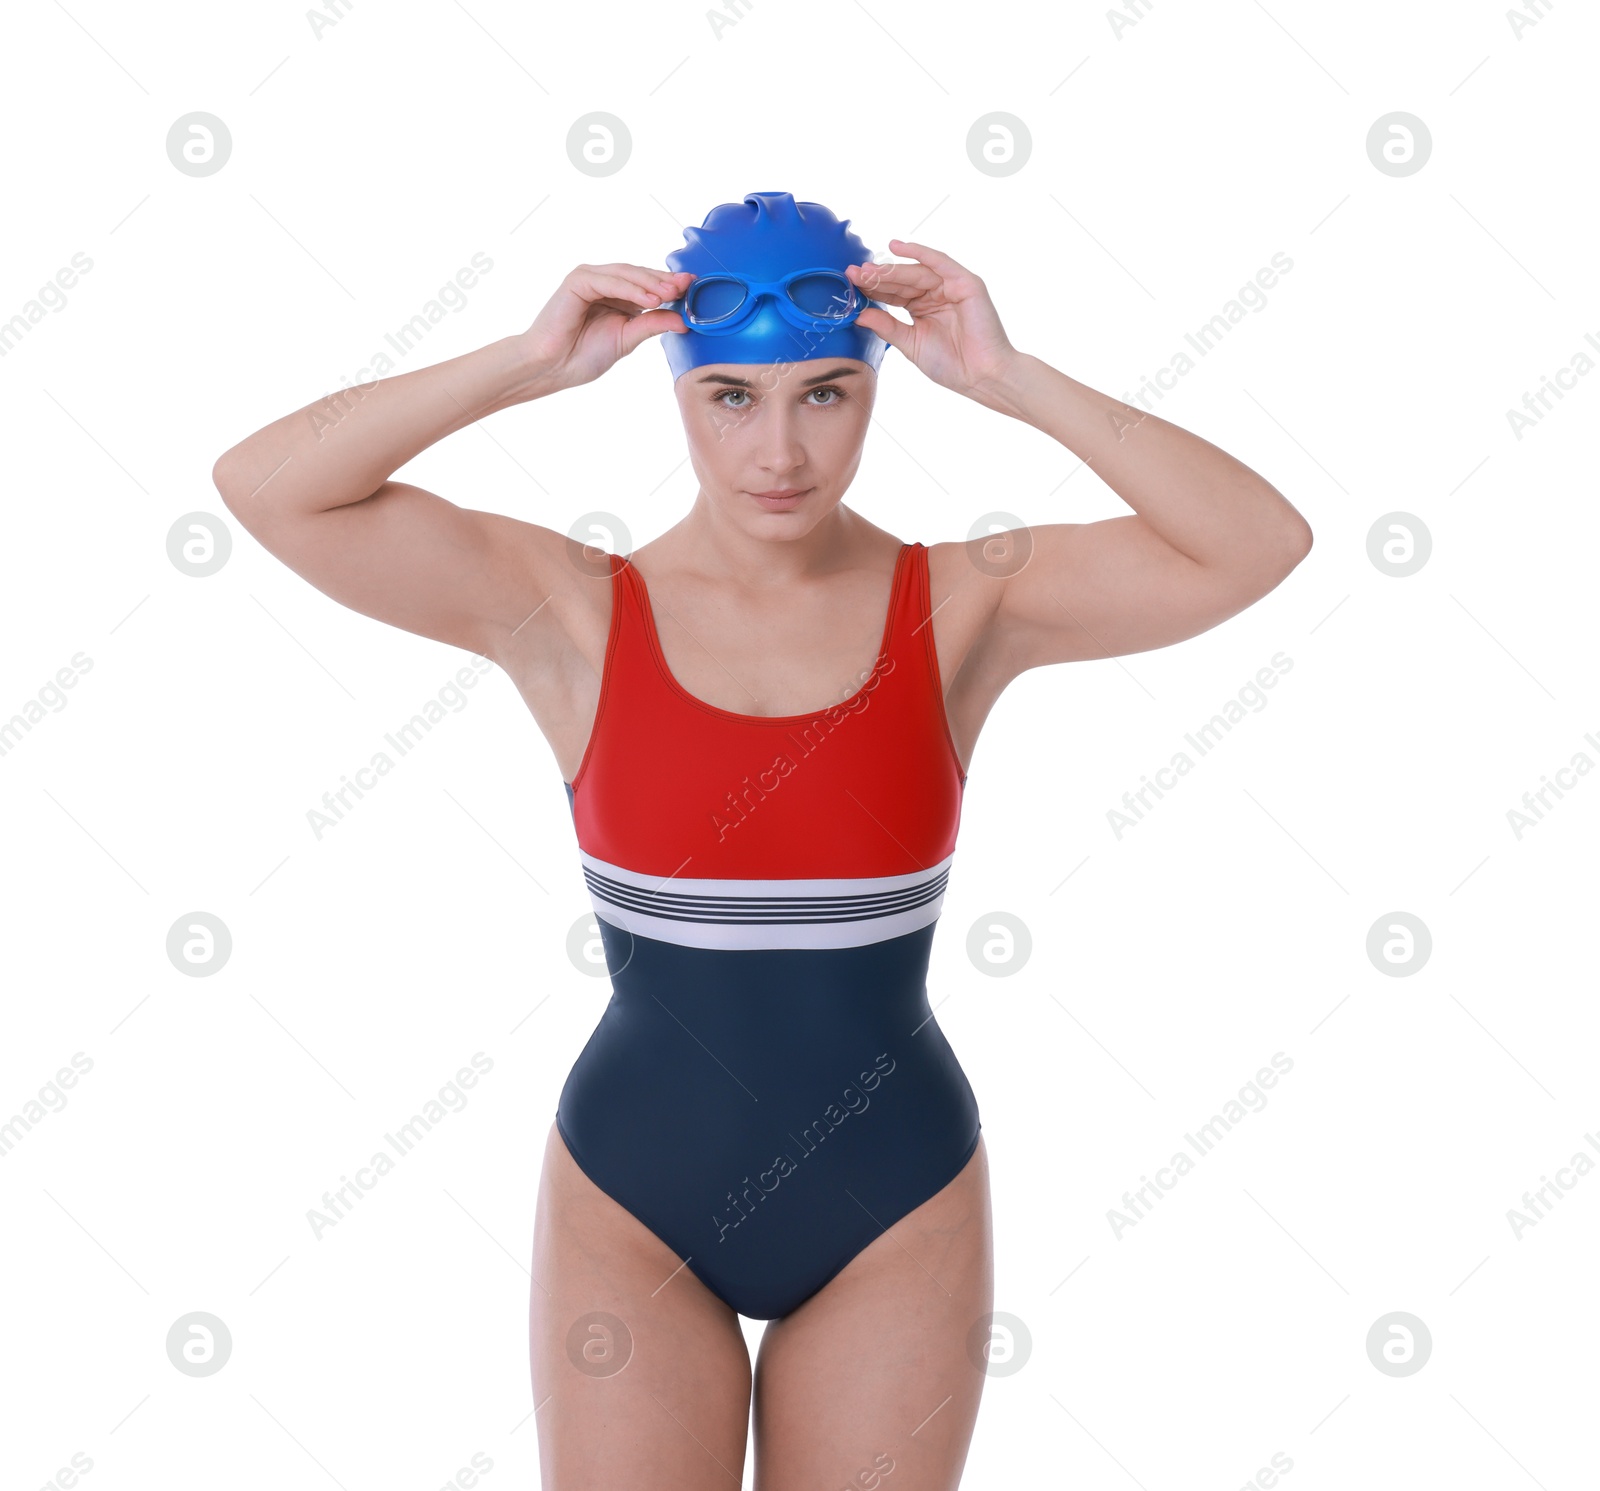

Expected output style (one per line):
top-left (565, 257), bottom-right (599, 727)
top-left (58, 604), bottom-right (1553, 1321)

top-left (753, 386), bottom-right (807, 477)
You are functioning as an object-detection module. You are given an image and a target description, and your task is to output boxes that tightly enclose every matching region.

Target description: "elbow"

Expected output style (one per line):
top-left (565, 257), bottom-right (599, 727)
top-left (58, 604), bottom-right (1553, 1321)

top-left (212, 446), bottom-right (246, 511)
top-left (1271, 513), bottom-right (1313, 578)
top-left (212, 441), bottom-right (278, 516)
top-left (1236, 517), bottom-right (1312, 601)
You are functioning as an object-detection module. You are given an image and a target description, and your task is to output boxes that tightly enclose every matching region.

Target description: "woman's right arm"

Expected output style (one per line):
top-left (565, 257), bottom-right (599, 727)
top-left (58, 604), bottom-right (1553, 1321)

top-left (210, 262), bottom-right (691, 659)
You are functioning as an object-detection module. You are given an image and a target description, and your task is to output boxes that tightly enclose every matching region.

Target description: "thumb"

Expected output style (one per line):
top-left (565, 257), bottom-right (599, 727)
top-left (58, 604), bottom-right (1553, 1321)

top-left (855, 305), bottom-right (912, 356)
top-left (618, 307), bottom-right (687, 357)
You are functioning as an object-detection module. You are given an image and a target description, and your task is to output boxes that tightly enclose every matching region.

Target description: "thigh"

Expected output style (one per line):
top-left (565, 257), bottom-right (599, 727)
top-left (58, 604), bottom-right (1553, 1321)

top-left (530, 1121), bottom-right (753, 1488)
top-left (750, 1134), bottom-right (994, 1490)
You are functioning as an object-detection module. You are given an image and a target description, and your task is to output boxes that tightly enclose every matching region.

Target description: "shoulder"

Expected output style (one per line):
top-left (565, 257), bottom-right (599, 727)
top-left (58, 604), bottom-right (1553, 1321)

top-left (488, 519), bottom-right (619, 684)
top-left (922, 537), bottom-right (1015, 689)
top-left (925, 537), bottom-right (1006, 614)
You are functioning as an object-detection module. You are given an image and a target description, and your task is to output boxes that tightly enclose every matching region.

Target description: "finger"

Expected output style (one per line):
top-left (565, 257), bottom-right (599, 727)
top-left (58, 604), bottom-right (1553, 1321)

top-left (885, 238), bottom-right (974, 280)
top-left (581, 263), bottom-right (688, 295)
top-left (592, 262), bottom-right (692, 288)
top-left (851, 278), bottom-right (936, 310)
top-left (853, 305), bottom-right (914, 355)
top-left (562, 281), bottom-right (659, 317)
top-left (849, 260), bottom-right (941, 301)
top-left (851, 270), bottom-right (934, 311)
top-left (567, 265), bottom-right (686, 307)
top-left (628, 266), bottom-right (696, 302)
top-left (618, 307), bottom-right (688, 355)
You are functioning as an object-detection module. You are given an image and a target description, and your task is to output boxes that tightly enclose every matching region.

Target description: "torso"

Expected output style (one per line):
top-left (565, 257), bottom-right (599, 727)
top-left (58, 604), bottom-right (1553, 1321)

top-left (544, 526), bottom-right (984, 1322)
top-left (493, 521), bottom-right (1016, 786)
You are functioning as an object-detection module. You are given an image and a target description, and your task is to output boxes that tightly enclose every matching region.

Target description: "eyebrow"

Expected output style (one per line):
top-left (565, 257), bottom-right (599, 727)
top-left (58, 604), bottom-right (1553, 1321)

top-left (695, 365), bottom-right (861, 389)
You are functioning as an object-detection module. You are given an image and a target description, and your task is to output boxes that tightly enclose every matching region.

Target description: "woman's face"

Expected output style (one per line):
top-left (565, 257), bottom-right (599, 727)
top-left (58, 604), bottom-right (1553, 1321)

top-left (671, 357), bottom-right (877, 533)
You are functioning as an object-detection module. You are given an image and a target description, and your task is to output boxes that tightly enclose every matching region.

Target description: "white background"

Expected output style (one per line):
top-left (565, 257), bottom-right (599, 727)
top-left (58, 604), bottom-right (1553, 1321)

top-left (2, 0), bottom-right (1596, 1487)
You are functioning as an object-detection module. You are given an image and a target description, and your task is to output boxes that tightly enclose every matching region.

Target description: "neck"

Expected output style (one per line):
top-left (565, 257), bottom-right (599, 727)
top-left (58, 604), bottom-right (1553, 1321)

top-left (663, 495), bottom-right (877, 584)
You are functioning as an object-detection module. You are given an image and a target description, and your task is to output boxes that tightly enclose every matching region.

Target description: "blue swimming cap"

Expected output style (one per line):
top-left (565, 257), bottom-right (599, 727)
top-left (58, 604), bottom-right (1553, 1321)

top-left (662, 191), bottom-right (890, 381)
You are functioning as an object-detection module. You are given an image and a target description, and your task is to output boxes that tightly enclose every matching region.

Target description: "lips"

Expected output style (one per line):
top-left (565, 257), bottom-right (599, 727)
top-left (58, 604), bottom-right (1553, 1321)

top-left (749, 487), bottom-right (810, 500)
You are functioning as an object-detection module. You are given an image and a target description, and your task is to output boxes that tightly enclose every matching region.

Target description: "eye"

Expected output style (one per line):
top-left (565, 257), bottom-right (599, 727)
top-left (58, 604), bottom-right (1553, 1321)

top-left (805, 384), bottom-right (847, 406)
top-left (712, 383), bottom-right (847, 411)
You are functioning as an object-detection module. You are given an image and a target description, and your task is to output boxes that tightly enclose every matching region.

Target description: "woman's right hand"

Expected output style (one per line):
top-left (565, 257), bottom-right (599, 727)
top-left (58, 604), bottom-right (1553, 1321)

top-left (518, 263), bottom-right (694, 392)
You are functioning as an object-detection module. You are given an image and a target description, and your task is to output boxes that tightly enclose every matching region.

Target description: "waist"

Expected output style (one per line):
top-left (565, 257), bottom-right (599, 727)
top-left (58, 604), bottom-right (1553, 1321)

top-left (579, 851), bottom-right (954, 954)
top-left (595, 917), bottom-right (939, 1018)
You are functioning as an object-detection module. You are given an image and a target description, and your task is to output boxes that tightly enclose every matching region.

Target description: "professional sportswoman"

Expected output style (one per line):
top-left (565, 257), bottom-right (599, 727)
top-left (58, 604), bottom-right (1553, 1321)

top-left (214, 190), bottom-right (1312, 1488)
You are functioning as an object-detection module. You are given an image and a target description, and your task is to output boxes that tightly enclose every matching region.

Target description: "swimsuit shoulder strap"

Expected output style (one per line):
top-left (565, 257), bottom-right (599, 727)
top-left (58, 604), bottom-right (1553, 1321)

top-left (889, 540), bottom-right (936, 674)
top-left (565, 549), bottom-right (654, 795)
top-left (894, 541), bottom-right (967, 784)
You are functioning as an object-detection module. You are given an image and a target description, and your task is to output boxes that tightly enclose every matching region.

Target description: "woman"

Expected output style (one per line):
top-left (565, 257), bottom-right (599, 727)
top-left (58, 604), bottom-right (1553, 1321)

top-left (214, 190), bottom-right (1312, 1487)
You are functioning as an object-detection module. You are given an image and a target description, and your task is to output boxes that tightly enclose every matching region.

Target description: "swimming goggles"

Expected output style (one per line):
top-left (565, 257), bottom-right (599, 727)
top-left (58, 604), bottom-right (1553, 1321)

top-left (677, 268), bottom-right (864, 332)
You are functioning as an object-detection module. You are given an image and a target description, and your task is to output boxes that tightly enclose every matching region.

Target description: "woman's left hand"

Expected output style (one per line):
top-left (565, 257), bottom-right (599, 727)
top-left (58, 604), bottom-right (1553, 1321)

top-left (847, 240), bottom-right (1022, 399)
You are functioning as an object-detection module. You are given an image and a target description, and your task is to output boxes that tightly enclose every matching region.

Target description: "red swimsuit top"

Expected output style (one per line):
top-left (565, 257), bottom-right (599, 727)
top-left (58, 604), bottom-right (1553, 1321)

top-left (564, 542), bottom-right (966, 951)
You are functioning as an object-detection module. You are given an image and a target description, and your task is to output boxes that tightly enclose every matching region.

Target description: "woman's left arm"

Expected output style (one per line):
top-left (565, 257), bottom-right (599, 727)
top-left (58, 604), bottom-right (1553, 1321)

top-left (849, 241), bottom-right (1314, 667)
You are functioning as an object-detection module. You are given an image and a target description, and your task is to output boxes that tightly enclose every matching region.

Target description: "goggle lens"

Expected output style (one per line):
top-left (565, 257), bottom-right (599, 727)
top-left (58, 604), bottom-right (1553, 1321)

top-left (683, 276), bottom-right (749, 325)
top-left (786, 272), bottom-right (856, 320)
